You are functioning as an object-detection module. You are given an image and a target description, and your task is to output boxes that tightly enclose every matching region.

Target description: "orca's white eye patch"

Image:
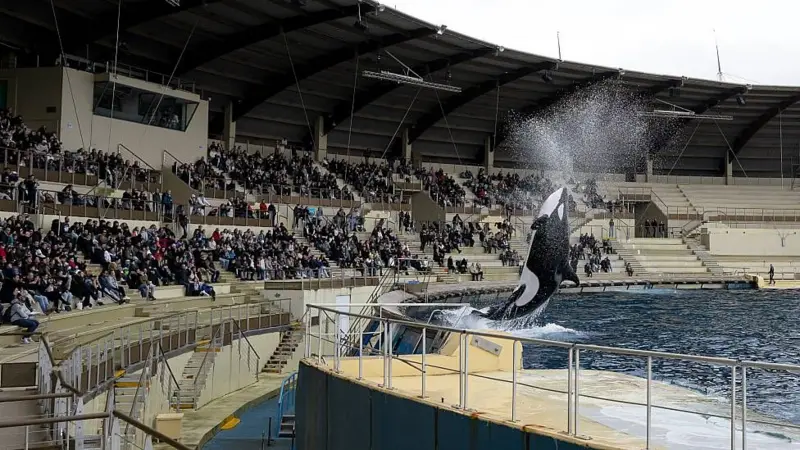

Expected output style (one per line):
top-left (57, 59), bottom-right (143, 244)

top-left (557, 204), bottom-right (564, 220)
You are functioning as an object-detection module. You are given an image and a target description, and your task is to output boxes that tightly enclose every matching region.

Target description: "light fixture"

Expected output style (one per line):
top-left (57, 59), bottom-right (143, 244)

top-left (541, 71), bottom-right (553, 83)
top-left (736, 94), bottom-right (746, 106)
top-left (377, 3), bottom-right (385, 11)
top-left (445, 70), bottom-right (452, 82)
top-left (363, 70), bottom-right (462, 92)
top-left (437, 25), bottom-right (447, 35)
top-left (638, 110), bottom-right (733, 121)
top-left (164, 0), bottom-right (180, 6)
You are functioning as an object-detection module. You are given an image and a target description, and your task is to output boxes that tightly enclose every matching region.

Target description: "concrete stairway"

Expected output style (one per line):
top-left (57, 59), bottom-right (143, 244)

top-left (653, 184), bottom-right (698, 217)
top-left (617, 238), bottom-right (710, 275)
top-left (279, 414), bottom-right (296, 438)
top-left (263, 324), bottom-right (304, 374)
top-left (175, 338), bottom-right (220, 410)
top-left (114, 373), bottom-right (147, 448)
top-left (614, 246), bottom-right (646, 276)
top-left (683, 237), bottom-right (724, 275)
top-left (314, 161), bottom-right (363, 202)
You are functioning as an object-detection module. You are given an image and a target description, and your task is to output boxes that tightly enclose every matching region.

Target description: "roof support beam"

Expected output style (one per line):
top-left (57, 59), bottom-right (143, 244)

top-left (176, 5), bottom-right (373, 75)
top-left (323, 47), bottom-right (493, 135)
top-left (407, 62), bottom-right (557, 144)
top-left (643, 79), bottom-right (683, 97)
top-left (62, 0), bottom-right (221, 53)
top-left (232, 27), bottom-right (437, 121)
top-left (726, 92), bottom-right (800, 164)
top-left (493, 70), bottom-right (620, 149)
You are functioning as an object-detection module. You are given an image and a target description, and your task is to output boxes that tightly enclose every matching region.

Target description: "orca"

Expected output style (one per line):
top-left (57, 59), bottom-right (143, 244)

top-left (478, 187), bottom-right (579, 321)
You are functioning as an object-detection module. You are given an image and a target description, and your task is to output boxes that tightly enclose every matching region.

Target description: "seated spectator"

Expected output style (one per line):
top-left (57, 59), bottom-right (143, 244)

top-left (5, 296), bottom-right (39, 343)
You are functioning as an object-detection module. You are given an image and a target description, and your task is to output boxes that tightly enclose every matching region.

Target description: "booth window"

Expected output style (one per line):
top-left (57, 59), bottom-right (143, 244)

top-left (93, 81), bottom-right (198, 131)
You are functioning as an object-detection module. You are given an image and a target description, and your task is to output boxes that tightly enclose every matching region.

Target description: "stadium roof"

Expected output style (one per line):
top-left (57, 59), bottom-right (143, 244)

top-left (2, 0), bottom-right (800, 177)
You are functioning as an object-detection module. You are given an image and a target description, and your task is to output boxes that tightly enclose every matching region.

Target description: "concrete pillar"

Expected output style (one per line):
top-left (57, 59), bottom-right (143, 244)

top-left (725, 150), bottom-right (733, 185)
top-left (314, 116), bottom-right (328, 161)
top-left (484, 135), bottom-right (495, 171)
top-left (401, 128), bottom-right (412, 162)
top-left (645, 157), bottom-right (653, 182)
top-left (222, 101), bottom-right (236, 151)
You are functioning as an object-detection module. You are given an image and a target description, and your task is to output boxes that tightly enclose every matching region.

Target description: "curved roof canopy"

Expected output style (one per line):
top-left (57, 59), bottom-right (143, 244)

top-left (2, 0), bottom-right (800, 177)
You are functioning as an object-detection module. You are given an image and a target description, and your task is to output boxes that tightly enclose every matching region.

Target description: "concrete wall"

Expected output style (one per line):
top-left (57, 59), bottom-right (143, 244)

top-left (58, 68), bottom-right (208, 168)
top-left (296, 362), bottom-right (593, 450)
top-left (703, 228), bottom-right (800, 257)
top-left (0, 67), bottom-right (64, 131)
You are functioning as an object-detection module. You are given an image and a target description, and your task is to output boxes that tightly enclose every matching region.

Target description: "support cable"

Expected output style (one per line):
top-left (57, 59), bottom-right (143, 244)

top-left (282, 32), bottom-right (315, 151)
top-left (344, 54), bottom-right (359, 183)
top-left (48, 0), bottom-right (86, 151)
top-left (713, 120), bottom-right (748, 178)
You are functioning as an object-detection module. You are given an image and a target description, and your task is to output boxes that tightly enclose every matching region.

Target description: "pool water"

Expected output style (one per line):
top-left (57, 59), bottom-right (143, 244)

top-left (511, 289), bottom-right (800, 424)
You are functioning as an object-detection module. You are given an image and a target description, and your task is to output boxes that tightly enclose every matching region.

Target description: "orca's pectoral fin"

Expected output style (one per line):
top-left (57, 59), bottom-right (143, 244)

top-left (561, 261), bottom-right (580, 286)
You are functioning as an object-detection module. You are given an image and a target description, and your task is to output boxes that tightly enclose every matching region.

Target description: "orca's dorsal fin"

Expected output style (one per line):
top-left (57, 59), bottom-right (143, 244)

top-left (561, 260), bottom-right (580, 286)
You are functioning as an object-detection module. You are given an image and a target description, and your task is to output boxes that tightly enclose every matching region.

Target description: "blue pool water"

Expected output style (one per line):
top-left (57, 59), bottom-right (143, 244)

top-left (202, 395), bottom-right (293, 450)
top-left (511, 289), bottom-right (800, 424)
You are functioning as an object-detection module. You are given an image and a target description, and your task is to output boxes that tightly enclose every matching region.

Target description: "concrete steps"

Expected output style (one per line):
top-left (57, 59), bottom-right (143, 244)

top-left (262, 325), bottom-right (304, 374)
top-left (174, 338), bottom-right (220, 410)
top-left (114, 374), bottom-right (146, 447)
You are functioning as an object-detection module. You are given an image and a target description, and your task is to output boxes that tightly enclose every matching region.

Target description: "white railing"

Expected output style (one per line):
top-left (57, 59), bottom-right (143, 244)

top-left (19, 298), bottom-right (296, 450)
top-left (305, 304), bottom-right (800, 450)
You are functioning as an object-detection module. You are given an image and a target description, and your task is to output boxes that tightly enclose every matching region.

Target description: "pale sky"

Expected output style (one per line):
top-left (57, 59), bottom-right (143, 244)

top-left (389, 0), bottom-right (799, 86)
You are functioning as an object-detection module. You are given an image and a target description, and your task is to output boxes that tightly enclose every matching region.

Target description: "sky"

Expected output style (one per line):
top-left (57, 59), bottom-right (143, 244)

top-left (387, 0), bottom-right (800, 86)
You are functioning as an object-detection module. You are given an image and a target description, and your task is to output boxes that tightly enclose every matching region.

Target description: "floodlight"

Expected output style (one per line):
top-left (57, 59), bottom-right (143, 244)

top-left (437, 25), bottom-right (447, 35)
top-left (736, 94), bottom-right (746, 106)
top-left (362, 70), bottom-right (462, 92)
top-left (541, 71), bottom-right (553, 83)
top-left (165, 0), bottom-right (180, 6)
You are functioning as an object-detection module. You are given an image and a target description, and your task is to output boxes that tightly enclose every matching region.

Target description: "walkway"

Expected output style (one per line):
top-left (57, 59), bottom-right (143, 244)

top-left (201, 395), bottom-right (293, 450)
top-left (154, 375), bottom-right (285, 450)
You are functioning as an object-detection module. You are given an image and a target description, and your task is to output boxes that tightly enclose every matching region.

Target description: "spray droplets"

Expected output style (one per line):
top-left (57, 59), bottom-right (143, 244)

top-left (505, 81), bottom-right (677, 178)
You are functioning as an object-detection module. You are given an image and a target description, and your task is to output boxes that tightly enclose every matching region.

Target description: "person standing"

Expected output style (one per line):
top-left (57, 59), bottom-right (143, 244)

top-left (769, 264), bottom-right (775, 285)
top-left (608, 218), bottom-right (615, 238)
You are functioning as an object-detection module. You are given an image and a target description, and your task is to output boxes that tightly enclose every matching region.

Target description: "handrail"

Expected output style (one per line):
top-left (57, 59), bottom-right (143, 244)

top-left (113, 410), bottom-right (193, 450)
top-left (124, 342), bottom-right (155, 439)
top-left (157, 342), bottom-right (181, 393)
top-left (163, 148), bottom-right (187, 167)
top-left (193, 321), bottom-right (224, 391)
top-left (274, 371), bottom-right (298, 437)
top-left (230, 317), bottom-right (261, 377)
top-left (41, 336), bottom-right (82, 396)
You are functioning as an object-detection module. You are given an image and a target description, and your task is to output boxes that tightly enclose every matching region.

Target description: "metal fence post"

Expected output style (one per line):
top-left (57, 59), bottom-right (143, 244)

top-left (458, 331), bottom-right (464, 409)
top-left (463, 332), bottom-right (469, 410)
top-left (742, 366), bottom-right (747, 450)
top-left (334, 312), bottom-right (341, 372)
top-left (358, 327), bottom-right (363, 380)
top-left (567, 346), bottom-right (573, 434)
top-left (387, 322), bottom-right (393, 390)
top-left (511, 340), bottom-right (517, 422)
top-left (317, 312), bottom-right (322, 365)
top-left (731, 366), bottom-right (737, 450)
top-left (421, 327), bottom-right (426, 399)
top-left (646, 356), bottom-right (652, 449)
top-left (304, 307), bottom-right (311, 359)
top-left (573, 348), bottom-right (580, 436)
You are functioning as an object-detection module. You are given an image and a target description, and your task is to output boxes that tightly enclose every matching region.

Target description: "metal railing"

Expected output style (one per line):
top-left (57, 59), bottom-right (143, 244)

top-left (306, 304), bottom-right (800, 450)
top-left (22, 297), bottom-right (296, 450)
top-left (35, 188), bottom-right (167, 222)
top-left (272, 372), bottom-right (298, 439)
top-left (0, 146), bottom-right (161, 192)
top-left (616, 186), bottom-right (800, 223)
